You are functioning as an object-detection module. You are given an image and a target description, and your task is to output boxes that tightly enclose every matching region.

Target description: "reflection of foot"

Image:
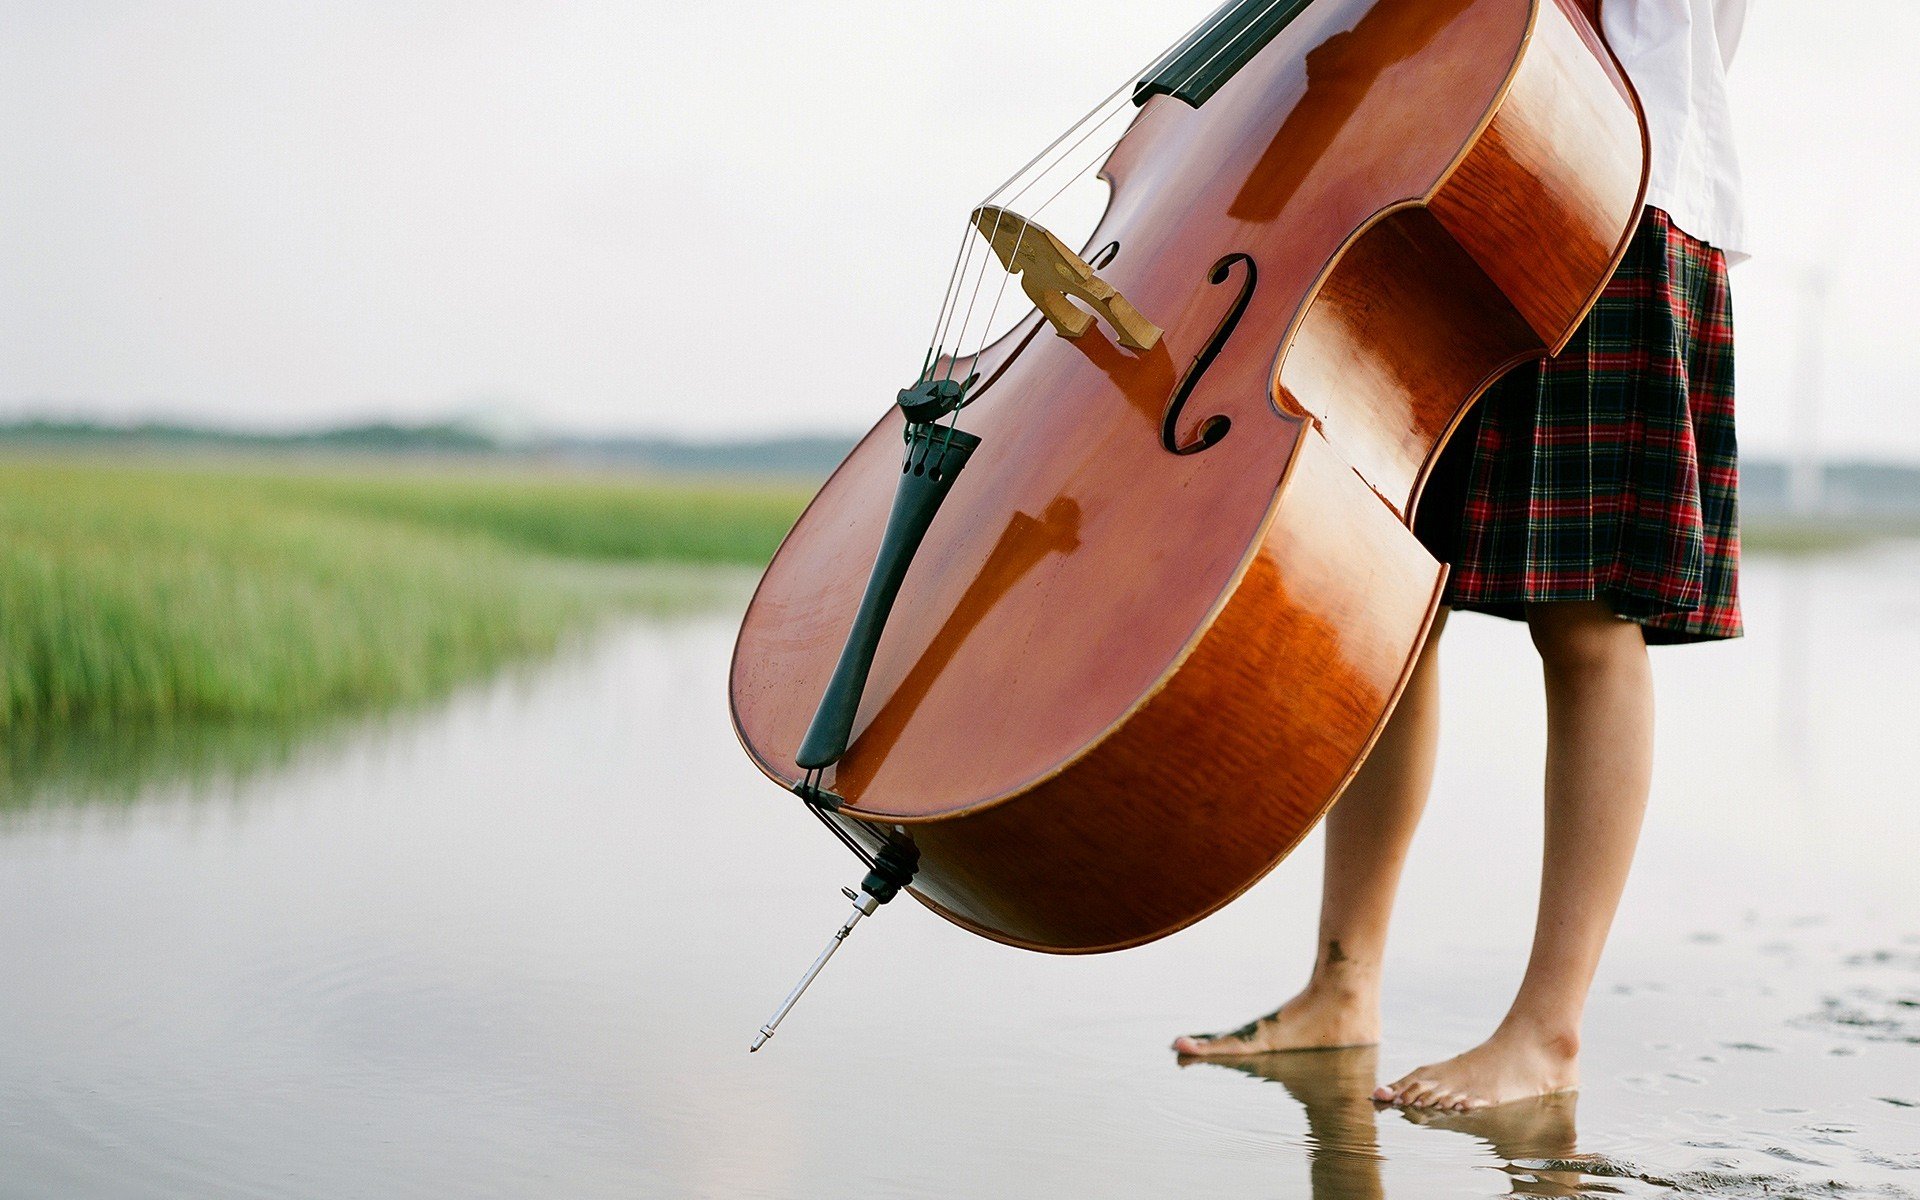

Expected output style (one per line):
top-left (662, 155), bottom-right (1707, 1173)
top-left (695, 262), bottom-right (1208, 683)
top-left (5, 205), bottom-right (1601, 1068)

top-left (1400, 1089), bottom-right (1578, 1156)
top-left (1194, 1044), bottom-right (1379, 1101)
top-left (1373, 1028), bottom-right (1578, 1111)
top-left (1402, 1093), bottom-right (1586, 1197)
top-left (1196, 1047), bottom-right (1386, 1200)
top-left (1171, 984), bottom-right (1379, 1056)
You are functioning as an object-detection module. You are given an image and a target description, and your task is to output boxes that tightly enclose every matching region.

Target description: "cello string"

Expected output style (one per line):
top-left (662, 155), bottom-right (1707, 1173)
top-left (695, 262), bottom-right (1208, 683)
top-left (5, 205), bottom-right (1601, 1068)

top-left (934, 100), bottom-right (1124, 376)
top-left (933, 0), bottom-right (1308, 374)
top-left (962, 1), bottom-right (1305, 360)
top-left (974, 0), bottom-right (1285, 214)
top-left (986, 0), bottom-right (1305, 214)
top-left (981, 95), bottom-right (1130, 209)
top-left (986, 0), bottom-right (1305, 223)
top-left (950, 95), bottom-right (1130, 371)
top-left (932, 218), bottom-right (996, 382)
top-left (967, 235), bottom-right (1025, 388)
top-left (923, 224), bottom-right (980, 381)
top-left (974, 0), bottom-right (1240, 213)
top-left (937, 204), bottom-right (1015, 385)
top-left (940, 101), bottom-right (1126, 373)
top-left (922, 1), bottom-right (1248, 368)
top-left (940, 93), bottom-right (1138, 369)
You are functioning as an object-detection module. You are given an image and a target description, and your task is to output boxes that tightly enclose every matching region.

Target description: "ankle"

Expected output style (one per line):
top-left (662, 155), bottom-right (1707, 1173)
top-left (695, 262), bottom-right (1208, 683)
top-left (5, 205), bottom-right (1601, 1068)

top-left (1304, 962), bottom-right (1381, 1004)
top-left (1496, 1013), bottom-right (1581, 1060)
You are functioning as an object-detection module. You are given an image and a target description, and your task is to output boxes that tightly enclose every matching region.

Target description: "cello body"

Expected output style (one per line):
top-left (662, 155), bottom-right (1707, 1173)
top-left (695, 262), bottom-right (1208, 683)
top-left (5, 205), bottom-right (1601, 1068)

top-left (731, 0), bottom-right (1647, 953)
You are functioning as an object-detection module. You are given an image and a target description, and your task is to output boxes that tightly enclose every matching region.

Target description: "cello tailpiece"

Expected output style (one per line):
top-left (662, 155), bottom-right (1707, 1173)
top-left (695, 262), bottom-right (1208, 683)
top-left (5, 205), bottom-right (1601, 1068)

top-left (794, 421), bottom-right (982, 770)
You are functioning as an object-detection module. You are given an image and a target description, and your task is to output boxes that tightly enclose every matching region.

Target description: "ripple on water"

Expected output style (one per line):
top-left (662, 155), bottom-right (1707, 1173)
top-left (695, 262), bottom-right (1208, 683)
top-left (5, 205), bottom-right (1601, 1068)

top-left (1522, 1154), bottom-right (1920, 1199)
top-left (1112, 1023), bottom-right (1920, 1200)
top-left (1795, 945), bottom-right (1920, 1047)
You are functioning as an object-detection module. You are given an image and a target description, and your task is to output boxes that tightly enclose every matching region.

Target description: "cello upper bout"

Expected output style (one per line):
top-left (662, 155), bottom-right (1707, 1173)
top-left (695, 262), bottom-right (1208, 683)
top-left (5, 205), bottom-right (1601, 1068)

top-left (1275, 0), bottom-right (1648, 518)
top-left (1425, 0), bottom-right (1649, 349)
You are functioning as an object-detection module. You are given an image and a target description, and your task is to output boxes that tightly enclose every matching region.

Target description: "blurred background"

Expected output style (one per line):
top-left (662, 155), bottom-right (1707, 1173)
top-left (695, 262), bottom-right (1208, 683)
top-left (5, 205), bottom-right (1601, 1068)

top-left (4, 1), bottom-right (1914, 457)
top-left (3, 3), bottom-right (1917, 1199)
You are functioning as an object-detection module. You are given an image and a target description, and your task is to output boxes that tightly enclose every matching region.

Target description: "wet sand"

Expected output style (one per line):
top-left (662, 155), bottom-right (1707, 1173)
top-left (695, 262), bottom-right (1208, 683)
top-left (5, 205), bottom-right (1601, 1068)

top-left (0, 544), bottom-right (1916, 1197)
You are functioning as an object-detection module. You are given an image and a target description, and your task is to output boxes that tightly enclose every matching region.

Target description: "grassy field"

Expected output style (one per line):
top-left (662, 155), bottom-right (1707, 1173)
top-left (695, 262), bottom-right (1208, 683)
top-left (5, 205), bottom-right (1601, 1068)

top-left (0, 455), bottom-right (812, 732)
top-left (4, 450), bottom-right (1912, 738)
top-left (242, 463), bottom-right (818, 564)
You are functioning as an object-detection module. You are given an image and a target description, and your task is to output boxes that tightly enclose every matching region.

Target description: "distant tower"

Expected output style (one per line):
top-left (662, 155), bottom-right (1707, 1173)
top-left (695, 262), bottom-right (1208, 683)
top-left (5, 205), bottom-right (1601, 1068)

top-left (1787, 263), bottom-right (1832, 516)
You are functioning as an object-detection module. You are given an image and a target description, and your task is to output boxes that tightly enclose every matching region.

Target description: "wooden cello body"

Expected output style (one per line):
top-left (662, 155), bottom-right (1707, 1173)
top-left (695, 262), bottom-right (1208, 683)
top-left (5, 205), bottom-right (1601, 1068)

top-left (732, 0), bottom-right (1648, 954)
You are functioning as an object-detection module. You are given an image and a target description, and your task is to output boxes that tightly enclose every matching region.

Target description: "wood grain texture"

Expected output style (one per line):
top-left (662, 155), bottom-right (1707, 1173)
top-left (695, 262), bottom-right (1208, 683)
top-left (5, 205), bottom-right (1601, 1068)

top-left (1427, 0), bottom-right (1648, 348)
top-left (731, 0), bottom-right (1648, 952)
top-left (1277, 205), bottom-right (1539, 519)
top-left (847, 430), bottom-right (1445, 952)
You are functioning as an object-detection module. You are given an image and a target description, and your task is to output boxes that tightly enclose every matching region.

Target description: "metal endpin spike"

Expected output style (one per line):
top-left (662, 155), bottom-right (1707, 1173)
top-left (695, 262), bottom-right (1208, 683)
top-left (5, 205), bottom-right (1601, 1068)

top-left (749, 888), bottom-right (881, 1052)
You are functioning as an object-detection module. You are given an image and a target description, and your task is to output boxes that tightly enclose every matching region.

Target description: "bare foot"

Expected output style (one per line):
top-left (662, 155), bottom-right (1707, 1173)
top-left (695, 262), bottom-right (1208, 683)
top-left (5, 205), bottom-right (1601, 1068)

top-left (1171, 984), bottom-right (1379, 1057)
top-left (1372, 1028), bottom-right (1579, 1111)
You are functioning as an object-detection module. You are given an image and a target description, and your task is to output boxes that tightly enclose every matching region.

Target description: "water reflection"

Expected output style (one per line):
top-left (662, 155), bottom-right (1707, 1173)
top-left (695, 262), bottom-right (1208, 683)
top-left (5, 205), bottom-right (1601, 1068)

top-left (1184, 1049), bottom-right (1592, 1199)
top-left (1, 552), bottom-right (1917, 1197)
top-left (1400, 1098), bottom-right (1588, 1199)
top-left (0, 718), bottom-right (314, 816)
top-left (1185, 1048), bottom-right (1391, 1200)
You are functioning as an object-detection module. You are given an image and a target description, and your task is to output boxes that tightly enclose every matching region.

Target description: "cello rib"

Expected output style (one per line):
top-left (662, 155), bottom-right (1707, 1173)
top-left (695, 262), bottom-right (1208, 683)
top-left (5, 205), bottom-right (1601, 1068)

top-left (1427, 0), bottom-right (1649, 349)
top-left (1277, 204), bottom-right (1541, 521)
top-left (1281, 0), bottom-right (1648, 520)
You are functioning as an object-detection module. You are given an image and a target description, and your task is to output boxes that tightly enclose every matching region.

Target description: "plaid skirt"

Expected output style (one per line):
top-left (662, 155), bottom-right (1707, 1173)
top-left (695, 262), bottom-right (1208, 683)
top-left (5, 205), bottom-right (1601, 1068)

top-left (1415, 207), bottom-right (1742, 645)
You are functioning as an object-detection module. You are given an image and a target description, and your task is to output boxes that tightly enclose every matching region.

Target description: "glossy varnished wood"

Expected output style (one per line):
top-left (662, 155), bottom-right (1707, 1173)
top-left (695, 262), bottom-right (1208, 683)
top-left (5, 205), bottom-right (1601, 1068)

top-left (852, 430), bottom-right (1445, 951)
top-left (1278, 205), bottom-right (1540, 519)
top-left (732, 0), bottom-right (1647, 951)
top-left (1426, 0), bottom-right (1648, 349)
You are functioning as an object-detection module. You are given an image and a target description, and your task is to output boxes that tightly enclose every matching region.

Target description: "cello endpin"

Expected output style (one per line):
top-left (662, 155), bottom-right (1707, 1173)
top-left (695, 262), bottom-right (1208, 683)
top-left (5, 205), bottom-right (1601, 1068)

top-left (747, 839), bottom-right (918, 1053)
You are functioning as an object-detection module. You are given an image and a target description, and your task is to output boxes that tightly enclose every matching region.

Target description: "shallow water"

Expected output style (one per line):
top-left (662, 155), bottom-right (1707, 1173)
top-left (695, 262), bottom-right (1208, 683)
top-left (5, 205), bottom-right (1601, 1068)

top-left (1, 546), bottom-right (1917, 1199)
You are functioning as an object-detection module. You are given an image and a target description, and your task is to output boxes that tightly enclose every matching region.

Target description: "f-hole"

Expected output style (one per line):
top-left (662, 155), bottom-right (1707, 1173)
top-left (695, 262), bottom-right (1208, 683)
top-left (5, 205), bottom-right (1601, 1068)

top-left (1087, 240), bottom-right (1120, 270)
top-left (1162, 253), bottom-right (1256, 455)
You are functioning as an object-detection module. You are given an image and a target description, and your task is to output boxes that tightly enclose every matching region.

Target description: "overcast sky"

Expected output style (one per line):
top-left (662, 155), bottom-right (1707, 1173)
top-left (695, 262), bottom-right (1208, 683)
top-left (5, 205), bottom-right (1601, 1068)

top-left (2, 1), bottom-right (1914, 461)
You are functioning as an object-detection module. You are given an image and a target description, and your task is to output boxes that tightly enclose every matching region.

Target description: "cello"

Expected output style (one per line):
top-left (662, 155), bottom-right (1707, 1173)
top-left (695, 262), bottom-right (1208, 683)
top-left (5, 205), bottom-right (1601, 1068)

top-left (732, 0), bottom-right (1648, 1049)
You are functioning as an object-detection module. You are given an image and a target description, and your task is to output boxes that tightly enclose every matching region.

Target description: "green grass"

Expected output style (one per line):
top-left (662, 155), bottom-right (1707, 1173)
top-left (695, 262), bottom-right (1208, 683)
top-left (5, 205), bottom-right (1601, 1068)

top-left (10, 450), bottom-right (1913, 770)
top-left (0, 455), bottom-right (811, 732)
top-left (241, 464), bottom-right (816, 564)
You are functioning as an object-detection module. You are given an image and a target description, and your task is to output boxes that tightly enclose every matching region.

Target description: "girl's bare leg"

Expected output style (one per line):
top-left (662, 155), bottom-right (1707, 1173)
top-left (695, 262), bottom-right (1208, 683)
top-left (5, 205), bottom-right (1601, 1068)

top-left (1377, 600), bottom-right (1653, 1109)
top-left (1173, 611), bottom-right (1450, 1056)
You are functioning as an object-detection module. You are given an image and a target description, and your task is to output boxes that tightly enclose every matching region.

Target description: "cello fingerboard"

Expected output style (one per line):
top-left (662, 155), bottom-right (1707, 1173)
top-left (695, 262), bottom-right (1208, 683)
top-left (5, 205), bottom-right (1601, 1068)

top-left (1133, 0), bottom-right (1317, 109)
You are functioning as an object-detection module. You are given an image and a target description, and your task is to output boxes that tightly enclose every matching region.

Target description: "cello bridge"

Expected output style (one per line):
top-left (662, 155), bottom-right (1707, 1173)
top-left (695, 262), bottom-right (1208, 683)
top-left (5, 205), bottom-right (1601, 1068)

top-left (970, 206), bottom-right (1162, 351)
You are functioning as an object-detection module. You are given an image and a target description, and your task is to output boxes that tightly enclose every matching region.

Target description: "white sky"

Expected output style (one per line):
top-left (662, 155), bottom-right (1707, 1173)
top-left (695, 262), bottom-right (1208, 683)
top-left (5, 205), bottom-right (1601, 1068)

top-left (2, 1), bottom-right (1915, 461)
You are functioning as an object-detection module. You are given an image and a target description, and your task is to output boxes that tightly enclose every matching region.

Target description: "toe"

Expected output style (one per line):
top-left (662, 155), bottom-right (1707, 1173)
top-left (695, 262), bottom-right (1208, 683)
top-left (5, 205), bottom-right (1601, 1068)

top-left (1172, 1033), bottom-right (1243, 1057)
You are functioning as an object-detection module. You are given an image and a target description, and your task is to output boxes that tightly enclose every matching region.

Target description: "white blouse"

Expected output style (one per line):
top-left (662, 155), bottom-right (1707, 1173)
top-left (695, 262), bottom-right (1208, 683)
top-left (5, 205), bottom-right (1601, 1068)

top-left (1600, 0), bottom-right (1750, 261)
